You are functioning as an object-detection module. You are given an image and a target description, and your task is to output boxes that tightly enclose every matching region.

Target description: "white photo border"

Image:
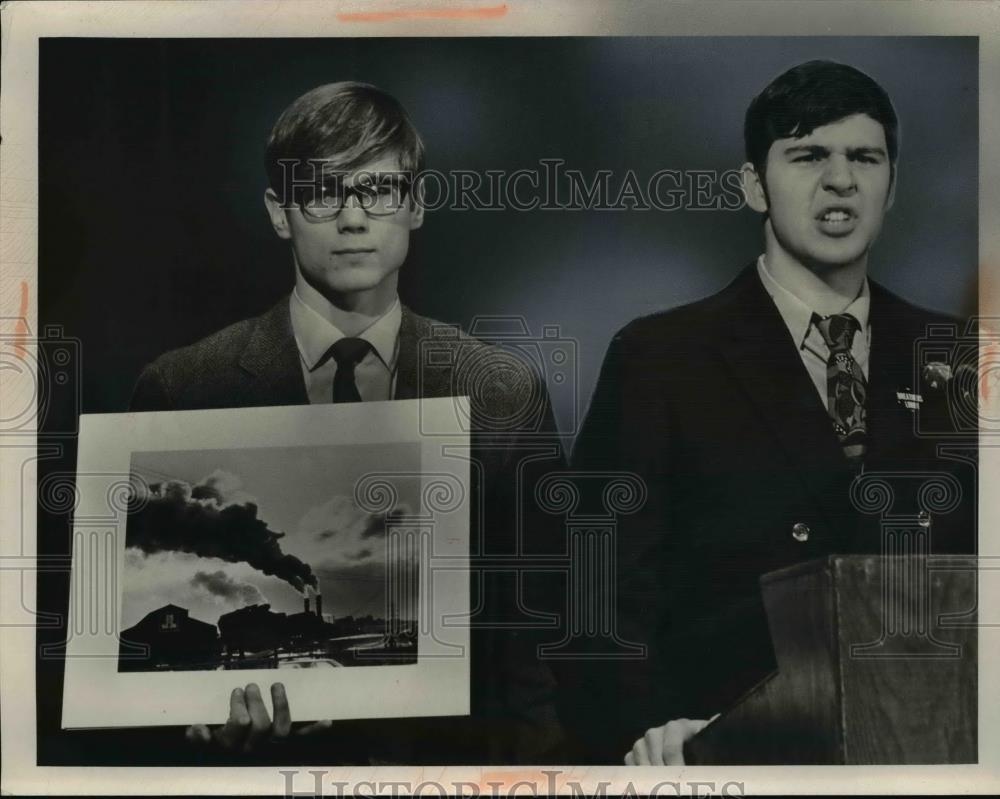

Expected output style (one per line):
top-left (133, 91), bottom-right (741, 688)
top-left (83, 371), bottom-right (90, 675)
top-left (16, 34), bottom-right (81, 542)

top-left (62, 399), bottom-right (470, 729)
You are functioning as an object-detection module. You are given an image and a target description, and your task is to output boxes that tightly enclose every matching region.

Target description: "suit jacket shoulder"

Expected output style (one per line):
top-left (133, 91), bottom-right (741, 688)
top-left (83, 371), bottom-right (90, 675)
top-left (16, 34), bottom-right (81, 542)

top-left (577, 266), bottom-right (761, 466)
top-left (130, 299), bottom-right (301, 411)
top-left (617, 267), bottom-right (962, 338)
top-left (869, 278), bottom-right (965, 343)
top-left (397, 308), bottom-right (555, 437)
top-left (606, 264), bottom-right (785, 384)
top-left (611, 287), bottom-right (726, 354)
top-left (606, 268), bottom-right (966, 395)
top-left (131, 318), bottom-right (258, 410)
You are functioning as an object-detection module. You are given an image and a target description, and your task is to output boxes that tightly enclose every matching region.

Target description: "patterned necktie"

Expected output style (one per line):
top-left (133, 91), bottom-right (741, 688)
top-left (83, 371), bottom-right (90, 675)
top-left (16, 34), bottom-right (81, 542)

top-left (813, 313), bottom-right (867, 461)
top-left (328, 337), bottom-right (373, 403)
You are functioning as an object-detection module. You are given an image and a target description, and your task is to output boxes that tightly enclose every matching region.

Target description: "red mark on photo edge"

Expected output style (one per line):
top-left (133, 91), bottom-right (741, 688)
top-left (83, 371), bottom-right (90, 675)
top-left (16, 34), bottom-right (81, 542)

top-left (982, 341), bottom-right (1000, 402)
top-left (337, 3), bottom-right (508, 22)
top-left (13, 281), bottom-right (29, 360)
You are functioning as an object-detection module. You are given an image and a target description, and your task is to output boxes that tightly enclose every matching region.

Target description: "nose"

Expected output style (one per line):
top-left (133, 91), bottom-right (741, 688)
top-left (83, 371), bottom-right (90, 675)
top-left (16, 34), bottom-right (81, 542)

top-left (822, 154), bottom-right (857, 195)
top-left (336, 193), bottom-right (369, 233)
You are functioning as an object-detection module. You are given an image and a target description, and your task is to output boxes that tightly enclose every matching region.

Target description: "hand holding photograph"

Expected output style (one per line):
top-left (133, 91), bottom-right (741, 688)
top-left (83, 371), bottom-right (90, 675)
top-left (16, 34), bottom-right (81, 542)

top-left (62, 399), bottom-right (470, 728)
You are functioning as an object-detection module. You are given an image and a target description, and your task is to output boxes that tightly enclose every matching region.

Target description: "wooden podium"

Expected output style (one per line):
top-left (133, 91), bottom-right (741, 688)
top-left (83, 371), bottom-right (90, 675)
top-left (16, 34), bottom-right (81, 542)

top-left (685, 555), bottom-right (977, 764)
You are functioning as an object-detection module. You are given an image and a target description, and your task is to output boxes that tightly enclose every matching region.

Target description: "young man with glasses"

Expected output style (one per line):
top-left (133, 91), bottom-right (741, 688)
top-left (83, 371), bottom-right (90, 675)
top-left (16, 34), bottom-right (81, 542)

top-left (135, 83), bottom-right (428, 410)
top-left (131, 82), bottom-right (565, 764)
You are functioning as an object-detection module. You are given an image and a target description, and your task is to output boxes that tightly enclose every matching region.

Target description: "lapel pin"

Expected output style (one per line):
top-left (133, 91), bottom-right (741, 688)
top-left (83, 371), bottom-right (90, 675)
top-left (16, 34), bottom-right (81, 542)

top-left (896, 388), bottom-right (923, 411)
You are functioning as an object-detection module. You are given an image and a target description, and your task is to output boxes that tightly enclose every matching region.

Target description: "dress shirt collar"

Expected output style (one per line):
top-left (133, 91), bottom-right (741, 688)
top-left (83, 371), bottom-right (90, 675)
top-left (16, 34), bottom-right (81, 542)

top-left (289, 287), bottom-right (401, 371)
top-left (756, 254), bottom-right (871, 349)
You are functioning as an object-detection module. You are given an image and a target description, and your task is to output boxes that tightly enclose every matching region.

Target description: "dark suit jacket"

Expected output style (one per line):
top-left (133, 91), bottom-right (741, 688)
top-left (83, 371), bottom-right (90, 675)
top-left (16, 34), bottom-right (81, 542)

top-left (131, 298), bottom-right (566, 765)
top-left (565, 263), bottom-right (977, 763)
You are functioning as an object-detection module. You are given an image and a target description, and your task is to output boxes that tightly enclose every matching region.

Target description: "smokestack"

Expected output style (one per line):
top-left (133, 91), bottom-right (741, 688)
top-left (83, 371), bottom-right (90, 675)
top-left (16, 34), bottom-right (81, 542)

top-left (315, 594), bottom-right (323, 619)
top-left (303, 595), bottom-right (310, 615)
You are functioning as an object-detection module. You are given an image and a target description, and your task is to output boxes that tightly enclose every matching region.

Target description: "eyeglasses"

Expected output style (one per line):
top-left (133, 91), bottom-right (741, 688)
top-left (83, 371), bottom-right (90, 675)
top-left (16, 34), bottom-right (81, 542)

top-left (294, 174), bottom-right (412, 221)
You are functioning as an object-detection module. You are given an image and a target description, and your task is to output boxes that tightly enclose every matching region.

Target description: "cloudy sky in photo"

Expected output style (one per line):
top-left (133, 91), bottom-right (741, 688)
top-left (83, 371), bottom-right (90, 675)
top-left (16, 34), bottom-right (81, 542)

top-left (120, 443), bottom-right (423, 629)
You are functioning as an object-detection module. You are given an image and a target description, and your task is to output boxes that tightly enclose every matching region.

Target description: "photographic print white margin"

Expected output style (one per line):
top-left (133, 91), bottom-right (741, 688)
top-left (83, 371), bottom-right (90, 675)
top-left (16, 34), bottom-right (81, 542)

top-left (62, 398), bottom-right (470, 728)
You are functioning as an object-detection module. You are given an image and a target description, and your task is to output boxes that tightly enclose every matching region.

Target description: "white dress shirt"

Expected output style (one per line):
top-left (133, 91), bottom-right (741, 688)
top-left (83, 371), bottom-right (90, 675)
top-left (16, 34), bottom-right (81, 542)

top-left (289, 287), bottom-right (401, 403)
top-left (756, 255), bottom-right (872, 409)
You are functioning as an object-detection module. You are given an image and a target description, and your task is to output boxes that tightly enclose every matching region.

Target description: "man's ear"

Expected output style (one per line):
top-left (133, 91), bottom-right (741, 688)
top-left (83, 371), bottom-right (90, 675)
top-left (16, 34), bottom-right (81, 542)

top-left (264, 188), bottom-right (292, 240)
top-left (885, 168), bottom-right (897, 212)
top-left (408, 181), bottom-right (425, 231)
top-left (740, 161), bottom-right (769, 213)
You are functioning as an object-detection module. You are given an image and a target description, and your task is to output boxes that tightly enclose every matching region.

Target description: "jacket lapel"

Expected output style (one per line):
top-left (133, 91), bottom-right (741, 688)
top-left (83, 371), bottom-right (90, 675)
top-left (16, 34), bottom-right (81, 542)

top-left (863, 282), bottom-right (924, 466)
top-left (714, 265), bottom-right (856, 529)
top-left (236, 298), bottom-right (309, 407)
top-left (395, 306), bottom-right (456, 400)
top-left (233, 300), bottom-right (455, 406)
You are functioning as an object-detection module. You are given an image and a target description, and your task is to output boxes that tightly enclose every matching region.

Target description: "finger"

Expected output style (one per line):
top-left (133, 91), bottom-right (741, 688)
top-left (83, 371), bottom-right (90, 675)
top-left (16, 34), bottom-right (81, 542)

top-left (624, 751), bottom-right (636, 766)
top-left (295, 718), bottom-right (333, 737)
top-left (631, 737), bottom-right (650, 766)
top-left (661, 719), bottom-right (688, 765)
top-left (242, 683), bottom-right (273, 751)
top-left (644, 726), bottom-right (666, 766)
top-left (270, 683), bottom-right (291, 739)
top-left (662, 718), bottom-right (711, 765)
top-left (185, 724), bottom-right (211, 746)
top-left (214, 687), bottom-right (251, 751)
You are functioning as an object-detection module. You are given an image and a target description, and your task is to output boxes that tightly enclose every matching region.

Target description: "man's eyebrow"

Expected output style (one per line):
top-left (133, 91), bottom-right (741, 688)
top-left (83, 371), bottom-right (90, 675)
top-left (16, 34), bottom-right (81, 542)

top-left (846, 146), bottom-right (888, 158)
top-left (782, 144), bottom-right (829, 156)
top-left (781, 144), bottom-right (888, 156)
top-left (327, 172), bottom-right (408, 185)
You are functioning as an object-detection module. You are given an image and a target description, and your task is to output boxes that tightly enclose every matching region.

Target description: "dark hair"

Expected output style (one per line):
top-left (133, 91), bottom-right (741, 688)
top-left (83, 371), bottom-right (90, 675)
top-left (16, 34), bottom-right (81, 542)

top-left (265, 81), bottom-right (425, 199)
top-left (744, 60), bottom-right (898, 180)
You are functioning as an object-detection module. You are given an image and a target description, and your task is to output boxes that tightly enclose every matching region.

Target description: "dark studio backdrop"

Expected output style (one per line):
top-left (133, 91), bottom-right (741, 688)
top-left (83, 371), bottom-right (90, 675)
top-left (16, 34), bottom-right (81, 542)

top-left (36, 37), bottom-right (977, 764)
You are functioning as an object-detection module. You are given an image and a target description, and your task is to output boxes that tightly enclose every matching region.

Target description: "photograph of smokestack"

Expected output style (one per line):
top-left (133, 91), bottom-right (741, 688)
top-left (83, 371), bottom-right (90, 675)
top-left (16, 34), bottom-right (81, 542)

top-left (118, 442), bottom-right (421, 673)
top-left (302, 586), bottom-right (325, 620)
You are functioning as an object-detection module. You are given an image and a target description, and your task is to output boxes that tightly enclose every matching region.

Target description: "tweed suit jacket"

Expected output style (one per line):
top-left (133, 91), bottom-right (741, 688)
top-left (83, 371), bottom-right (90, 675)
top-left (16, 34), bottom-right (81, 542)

top-left (131, 297), bottom-right (566, 765)
top-left (134, 298), bottom-right (530, 413)
top-left (563, 263), bottom-right (977, 763)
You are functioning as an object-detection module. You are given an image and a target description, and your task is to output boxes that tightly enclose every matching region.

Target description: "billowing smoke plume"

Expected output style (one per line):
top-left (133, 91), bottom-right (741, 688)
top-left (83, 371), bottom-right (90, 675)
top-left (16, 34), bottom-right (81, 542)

top-left (190, 569), bottom-right (266, 605)
top-left (127, 474), bottom-right (318, 594)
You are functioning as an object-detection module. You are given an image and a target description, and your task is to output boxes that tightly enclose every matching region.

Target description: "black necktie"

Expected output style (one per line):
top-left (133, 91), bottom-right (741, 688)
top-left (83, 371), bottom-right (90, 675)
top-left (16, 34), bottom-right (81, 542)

top-left (813, 313), bottom-right (868, 461)
top-left (328, 337), bottom-right (373, 403)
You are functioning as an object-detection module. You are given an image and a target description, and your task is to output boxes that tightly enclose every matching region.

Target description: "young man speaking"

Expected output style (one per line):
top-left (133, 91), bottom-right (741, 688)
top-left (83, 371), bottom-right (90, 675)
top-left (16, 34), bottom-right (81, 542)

top-left (131, 82), bottom-right (565, 764)
top-left (567, 60), bottom-right (976, 764)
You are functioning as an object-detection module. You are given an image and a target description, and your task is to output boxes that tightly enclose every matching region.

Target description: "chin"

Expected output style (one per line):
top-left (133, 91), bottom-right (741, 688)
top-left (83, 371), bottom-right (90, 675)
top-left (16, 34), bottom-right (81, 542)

top-left (319, 267), bottom-right (388, 293)
top-left (806, 241), bottom-right (871, 270)
top-left (321, 279), bottom-right (384, 296)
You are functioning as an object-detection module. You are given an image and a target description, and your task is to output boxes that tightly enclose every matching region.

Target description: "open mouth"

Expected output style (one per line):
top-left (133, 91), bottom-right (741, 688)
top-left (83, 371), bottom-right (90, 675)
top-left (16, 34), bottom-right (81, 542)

top-left (815, 207), bottom-right (858, 235)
